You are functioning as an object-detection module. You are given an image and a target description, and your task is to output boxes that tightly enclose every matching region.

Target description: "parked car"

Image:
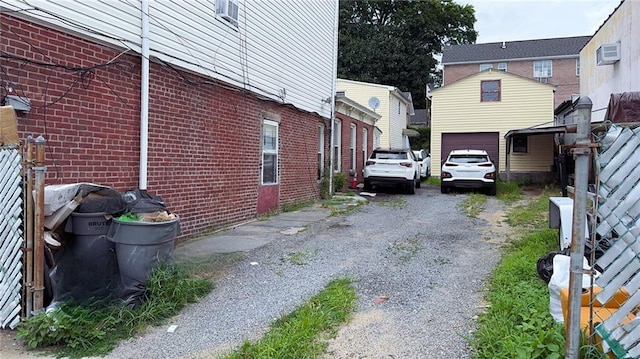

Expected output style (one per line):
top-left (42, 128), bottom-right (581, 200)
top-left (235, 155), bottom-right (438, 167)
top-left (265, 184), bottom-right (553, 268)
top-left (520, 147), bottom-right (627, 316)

top-left (413, 149), bottom-right (431, 179)
top-left (440, 149), bottom-right (497, 195)
top-left (363, 148), bottom-right (421, 194)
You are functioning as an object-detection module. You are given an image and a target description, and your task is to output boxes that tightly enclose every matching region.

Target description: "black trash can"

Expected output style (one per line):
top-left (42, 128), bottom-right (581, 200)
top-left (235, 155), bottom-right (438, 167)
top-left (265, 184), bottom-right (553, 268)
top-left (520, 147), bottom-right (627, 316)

top-left (107, 216), bottom-right (179, 307)
top-left (50, 212), bottom-right (119, 304)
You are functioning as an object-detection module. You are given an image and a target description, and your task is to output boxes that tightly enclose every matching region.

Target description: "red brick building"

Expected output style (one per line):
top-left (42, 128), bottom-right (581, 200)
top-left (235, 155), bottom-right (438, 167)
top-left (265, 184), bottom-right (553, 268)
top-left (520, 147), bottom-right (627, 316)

top-left (1, 14), bottom-right (329, 240)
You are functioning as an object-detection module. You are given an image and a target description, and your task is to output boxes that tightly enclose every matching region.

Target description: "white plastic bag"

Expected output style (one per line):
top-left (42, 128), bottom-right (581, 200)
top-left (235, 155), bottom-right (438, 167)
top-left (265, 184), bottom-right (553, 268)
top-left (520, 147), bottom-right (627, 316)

top-left (548, 254), bottom-right (595, 323)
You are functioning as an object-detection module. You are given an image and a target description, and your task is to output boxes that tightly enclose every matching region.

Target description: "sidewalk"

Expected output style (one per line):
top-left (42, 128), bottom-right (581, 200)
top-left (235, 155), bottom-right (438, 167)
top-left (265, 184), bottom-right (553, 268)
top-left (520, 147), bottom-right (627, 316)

top-left (173, 195), bottom-right (367, 260)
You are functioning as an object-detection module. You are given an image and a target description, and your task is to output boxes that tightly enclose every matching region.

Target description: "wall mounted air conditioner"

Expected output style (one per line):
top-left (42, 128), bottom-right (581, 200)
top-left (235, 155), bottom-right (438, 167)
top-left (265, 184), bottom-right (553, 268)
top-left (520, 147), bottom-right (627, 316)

top-left (596, 43), bottom-right (620, 66)
top-left (216, 0), bottom-right (238, 24)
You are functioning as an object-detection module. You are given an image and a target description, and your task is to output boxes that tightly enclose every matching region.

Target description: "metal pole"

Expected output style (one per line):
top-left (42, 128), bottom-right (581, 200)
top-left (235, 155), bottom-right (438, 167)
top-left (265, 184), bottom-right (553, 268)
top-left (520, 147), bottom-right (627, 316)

top-left (24, 136), bottom-right (34, 317)
top-left (565, 96), bottom-right (592, 358)
top-left (32, 136), bottom-right (46, 313)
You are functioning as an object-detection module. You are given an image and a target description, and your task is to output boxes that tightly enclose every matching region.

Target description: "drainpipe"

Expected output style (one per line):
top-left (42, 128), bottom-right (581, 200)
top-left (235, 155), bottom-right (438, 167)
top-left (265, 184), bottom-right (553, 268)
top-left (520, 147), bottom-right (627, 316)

top-left (139, 0), bottom-right (150, 190)
top-left (328, 0), bottom-right (339, 194)
top-left (565, 96), bottom-right (592, 359)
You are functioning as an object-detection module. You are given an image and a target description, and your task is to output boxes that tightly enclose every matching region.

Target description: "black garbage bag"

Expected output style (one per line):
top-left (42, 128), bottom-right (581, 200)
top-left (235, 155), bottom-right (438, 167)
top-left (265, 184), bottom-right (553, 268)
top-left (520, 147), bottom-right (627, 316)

top-left (76, 185), bottom-right (127, 216)
top-left (122, 189), bottom-right (167, 214)
top-left (537, 250), bottom-right (568, 284)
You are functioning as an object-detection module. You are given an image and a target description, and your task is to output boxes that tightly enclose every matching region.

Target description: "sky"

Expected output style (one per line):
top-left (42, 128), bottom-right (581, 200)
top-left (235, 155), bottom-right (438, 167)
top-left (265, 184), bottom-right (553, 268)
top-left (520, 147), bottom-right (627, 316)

top-left (462, 0), bottom-right (623, 43)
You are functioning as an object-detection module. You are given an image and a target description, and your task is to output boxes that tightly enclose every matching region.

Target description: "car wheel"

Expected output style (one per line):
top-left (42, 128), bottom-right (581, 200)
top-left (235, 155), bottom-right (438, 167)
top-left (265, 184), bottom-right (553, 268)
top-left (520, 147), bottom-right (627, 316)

top-left (415, 176), bottom-right (421, 188)
top-left (440, 185), bottom-right (449, 194)
top-left (363, 179), bottom-right (372, 191)
top-left (407, 180), bottom-right (416, 194)
top-left (487, 184), bottom-right (497, 196)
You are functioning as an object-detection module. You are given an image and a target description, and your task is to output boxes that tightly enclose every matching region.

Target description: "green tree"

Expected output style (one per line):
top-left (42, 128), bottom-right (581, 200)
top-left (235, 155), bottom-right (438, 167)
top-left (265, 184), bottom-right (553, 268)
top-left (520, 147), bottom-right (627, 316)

top-left (338, 0), bottom-right (477, 108)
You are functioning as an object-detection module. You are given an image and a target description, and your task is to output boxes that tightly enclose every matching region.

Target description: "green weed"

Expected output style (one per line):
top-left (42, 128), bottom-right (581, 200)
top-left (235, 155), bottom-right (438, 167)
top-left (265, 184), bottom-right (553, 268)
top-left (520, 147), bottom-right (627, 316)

top-left (220, 278), bottom-right (357, 359)
top-left (460, 193), bottom-right (487, 218)
top-left (17, 263), bottom-right (213, 358)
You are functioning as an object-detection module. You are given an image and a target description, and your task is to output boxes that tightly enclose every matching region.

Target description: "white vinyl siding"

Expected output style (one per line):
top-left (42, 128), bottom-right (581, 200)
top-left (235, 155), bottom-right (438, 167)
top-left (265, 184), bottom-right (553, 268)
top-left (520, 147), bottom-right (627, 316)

top-left (2, 0), bottom-right (336, 118)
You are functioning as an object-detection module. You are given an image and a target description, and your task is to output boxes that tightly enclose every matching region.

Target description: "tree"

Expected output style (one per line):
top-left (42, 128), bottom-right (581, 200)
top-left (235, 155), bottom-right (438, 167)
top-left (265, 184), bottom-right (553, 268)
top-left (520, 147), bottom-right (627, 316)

top-left (338, 0), bottom-right (477, 109)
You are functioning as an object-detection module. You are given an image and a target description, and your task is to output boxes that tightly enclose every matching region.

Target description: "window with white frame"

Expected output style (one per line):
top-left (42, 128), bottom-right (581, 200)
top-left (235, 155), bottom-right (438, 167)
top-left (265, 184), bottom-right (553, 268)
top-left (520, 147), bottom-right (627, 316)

top-left (317, 125), bottom-right (324, 180)
top-left (333, 119), bottom-right (341, 172)
top-left (362, 128), bottom-right (368, 168)
top-left (497, 62), bottom-right (507, 72)
top-left (216, 0), bottom-right (239, 27)
top-left (350, 124), bottom-right (357, 170)
top-left (576, 58), bottom-right (580, 76)
top-left (533, 60), bottom-right (552, 78)
top-left (512, 135), bottom-right (528, 153)
top-left (261, 120), bottom-right (278, 184)
top-left (479, 63), bottom-right (493, 71)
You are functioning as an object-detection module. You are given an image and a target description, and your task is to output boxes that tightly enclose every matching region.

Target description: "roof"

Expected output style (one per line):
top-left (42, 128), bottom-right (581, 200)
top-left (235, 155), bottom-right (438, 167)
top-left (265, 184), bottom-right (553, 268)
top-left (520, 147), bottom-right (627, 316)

top-left (409, 109), bottom-right (429, 126)
top-left (442, 36), bottom-right (591, 64)
top-left (448, 149), bottom-right (488, 155)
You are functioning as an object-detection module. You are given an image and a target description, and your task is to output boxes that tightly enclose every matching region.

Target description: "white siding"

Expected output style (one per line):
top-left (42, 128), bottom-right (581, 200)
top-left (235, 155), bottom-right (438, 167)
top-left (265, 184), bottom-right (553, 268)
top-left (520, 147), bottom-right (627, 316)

top-left (1, 0), bottom-right (336, 118)
top-left (580, 0), bottom-right (640, 121)
top-left (337, 79), bottom-right (409, 148)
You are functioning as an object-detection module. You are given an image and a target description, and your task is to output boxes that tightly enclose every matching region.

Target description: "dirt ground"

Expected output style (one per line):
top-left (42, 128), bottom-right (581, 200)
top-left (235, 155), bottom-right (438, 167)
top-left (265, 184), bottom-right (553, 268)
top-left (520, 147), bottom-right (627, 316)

top-left (0, 186), bottom-right (543, 358)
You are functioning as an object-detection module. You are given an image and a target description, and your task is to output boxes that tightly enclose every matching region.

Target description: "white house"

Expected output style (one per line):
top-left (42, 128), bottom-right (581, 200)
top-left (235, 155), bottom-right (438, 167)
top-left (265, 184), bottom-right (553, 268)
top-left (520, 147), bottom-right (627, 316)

top-left (337, 79), bottom-right (414, 149)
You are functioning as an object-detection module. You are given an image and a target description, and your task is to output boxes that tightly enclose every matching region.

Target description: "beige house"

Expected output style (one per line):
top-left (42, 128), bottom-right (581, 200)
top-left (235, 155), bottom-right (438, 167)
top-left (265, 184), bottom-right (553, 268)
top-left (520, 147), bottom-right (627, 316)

top-left (430, 69), bottom-right (556, 181)
top-left (337, 79), bottom-right (414, 149)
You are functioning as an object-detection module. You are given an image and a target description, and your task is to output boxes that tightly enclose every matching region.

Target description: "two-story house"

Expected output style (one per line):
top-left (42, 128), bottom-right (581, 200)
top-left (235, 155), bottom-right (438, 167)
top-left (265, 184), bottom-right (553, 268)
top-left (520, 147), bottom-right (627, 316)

top-left (0, 0), bottom-right (338, 237)
top-left (337, 79), bottom-right (415, 150)
top-left (442, 36), bottom-right (590, 108)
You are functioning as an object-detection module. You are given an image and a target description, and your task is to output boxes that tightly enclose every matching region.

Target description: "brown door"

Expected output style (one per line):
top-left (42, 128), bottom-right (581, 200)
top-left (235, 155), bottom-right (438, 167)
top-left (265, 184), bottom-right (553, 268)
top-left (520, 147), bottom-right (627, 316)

top-left (441, 132), bottom-right (500, 171)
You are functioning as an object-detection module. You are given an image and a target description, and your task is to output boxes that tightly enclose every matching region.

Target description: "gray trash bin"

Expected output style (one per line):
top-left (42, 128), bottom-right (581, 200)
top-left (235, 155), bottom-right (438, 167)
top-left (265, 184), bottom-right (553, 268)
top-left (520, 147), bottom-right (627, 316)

top-left (52, 212), bottom-right (118, 303)
top-left (107, 216), bottom-right (179, 307)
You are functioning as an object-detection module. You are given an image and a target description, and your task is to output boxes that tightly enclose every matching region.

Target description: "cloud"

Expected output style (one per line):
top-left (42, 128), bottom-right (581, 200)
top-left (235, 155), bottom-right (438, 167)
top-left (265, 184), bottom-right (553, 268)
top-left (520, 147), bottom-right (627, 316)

top-left (463, 0), bottom-right (621, 43)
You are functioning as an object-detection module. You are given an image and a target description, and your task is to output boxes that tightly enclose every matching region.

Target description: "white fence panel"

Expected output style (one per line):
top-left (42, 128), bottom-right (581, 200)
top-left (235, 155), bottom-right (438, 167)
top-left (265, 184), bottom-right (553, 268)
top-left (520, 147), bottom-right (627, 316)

top-left (0, 147), bottom-right (23, 329)
top-left (594, 125), bottom-right (640, 357)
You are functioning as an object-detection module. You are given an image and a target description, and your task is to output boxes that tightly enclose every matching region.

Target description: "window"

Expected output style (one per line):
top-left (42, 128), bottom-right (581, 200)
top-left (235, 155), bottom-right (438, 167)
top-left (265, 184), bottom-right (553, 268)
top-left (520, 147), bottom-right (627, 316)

top-left (479, 63), bottom-right (493, 71)
top-left (333, 119), bottom-right (341, 172)
top-left (576, 58), bottom-right (580, 76)
top-left (512, 135), bottom-right (528, 153)
top-left (497, 62), bottom-right (507, 72)
top-left (362, 128), bottom-right (368, 168)
top-left (216, 0), bottom-right (239, 26)
top-left (317, 125), bottom-right (324, 180)
top-left (481, 80), bottom-right (501, 102)
top-left (533, 60), bottom-right (552, 78)
top-left (350, 124), bottom-right (357, 170)
top-left (261, 120), bottom-right (278, 184)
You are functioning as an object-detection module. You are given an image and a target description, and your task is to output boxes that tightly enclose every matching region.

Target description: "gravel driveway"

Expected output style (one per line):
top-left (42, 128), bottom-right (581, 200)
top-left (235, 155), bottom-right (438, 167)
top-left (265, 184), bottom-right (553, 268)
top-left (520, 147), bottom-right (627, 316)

top-left (1, 184), bottom-right (510, 359)
top-left (103, 185), bottom-right (508, 359)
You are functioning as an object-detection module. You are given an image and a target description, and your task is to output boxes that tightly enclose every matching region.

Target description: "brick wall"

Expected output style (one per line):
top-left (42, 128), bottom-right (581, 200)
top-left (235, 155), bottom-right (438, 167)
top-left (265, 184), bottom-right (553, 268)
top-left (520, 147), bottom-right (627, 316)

top-left (443, 58), bottom-right (580, 108)
top-left (1, 14), bottom-right (324, 239)
top-left (334, 113), bottom-right (374, 191)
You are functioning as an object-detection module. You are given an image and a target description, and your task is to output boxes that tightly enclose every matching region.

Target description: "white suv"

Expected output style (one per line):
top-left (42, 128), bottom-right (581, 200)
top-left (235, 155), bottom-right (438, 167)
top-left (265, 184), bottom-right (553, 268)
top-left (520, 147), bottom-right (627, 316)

top-left (440, 149), bottom-right (497, 195)
top-left (363, 148), bottom-right (421, 194)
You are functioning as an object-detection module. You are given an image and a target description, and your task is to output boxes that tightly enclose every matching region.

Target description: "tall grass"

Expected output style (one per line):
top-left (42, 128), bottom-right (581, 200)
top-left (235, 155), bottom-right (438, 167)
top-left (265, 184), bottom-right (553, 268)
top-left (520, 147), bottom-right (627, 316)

top-left (17, 261), bottom-right (216, 358)
top-left (220, 278), bottom-right (357, 359)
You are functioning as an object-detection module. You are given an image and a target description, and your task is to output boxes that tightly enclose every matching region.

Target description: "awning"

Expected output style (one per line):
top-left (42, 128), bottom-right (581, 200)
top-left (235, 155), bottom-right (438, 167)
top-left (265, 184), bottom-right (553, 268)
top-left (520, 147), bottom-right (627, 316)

top-left (402, 128), bottom-right (420, 137)
top-left (504, 124), bottom-right (571, 139)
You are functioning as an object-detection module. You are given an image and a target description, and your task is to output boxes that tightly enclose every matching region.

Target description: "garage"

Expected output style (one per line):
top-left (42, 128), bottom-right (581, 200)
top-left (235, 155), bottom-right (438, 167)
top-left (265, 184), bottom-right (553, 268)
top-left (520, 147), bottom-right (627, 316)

top-left (441, 132), bottom-right (500, 171)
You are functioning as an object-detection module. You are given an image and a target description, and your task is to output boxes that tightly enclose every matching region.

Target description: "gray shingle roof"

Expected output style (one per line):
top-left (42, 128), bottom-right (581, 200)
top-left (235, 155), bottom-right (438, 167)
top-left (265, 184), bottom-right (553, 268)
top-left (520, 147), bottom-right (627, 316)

top-left (442, 36), bottom-right (591, 64)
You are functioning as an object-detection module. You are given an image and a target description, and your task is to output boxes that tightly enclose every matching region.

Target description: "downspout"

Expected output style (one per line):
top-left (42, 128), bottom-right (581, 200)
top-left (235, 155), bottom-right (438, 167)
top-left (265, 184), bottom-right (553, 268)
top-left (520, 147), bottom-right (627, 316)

top-left (328, 0), bottom-right (339, 194)
top-left (139, 0), bottom-right (150, 190)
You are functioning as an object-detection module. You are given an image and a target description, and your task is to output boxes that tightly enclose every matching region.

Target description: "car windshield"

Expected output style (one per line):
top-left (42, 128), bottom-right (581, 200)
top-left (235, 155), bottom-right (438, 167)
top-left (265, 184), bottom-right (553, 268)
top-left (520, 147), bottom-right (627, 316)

top-left (372, 152), bottom-right (408, 160)
top-left (448, 155), bottom-right (489, 164)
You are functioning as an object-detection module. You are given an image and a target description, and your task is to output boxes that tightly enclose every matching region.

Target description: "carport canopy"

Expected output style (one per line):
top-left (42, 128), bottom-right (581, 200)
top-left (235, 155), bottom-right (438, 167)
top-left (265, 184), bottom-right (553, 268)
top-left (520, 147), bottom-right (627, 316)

top-left (503, 124), bottom-right (574, 182)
